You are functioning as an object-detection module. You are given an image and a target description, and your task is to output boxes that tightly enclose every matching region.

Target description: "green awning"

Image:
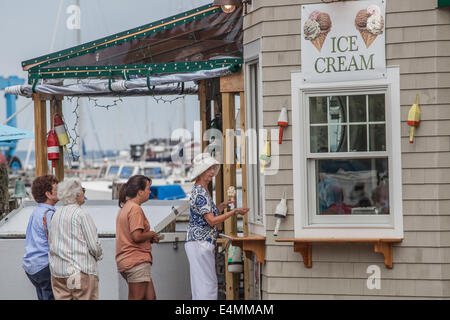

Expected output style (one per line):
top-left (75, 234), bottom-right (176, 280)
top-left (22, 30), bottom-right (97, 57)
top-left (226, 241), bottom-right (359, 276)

top-left (22, 3), bottom-right (243, 84)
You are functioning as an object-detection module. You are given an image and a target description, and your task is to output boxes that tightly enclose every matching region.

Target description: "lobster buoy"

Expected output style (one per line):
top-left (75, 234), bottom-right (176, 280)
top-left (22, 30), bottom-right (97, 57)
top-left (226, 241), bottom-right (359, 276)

top-left (54, 114), bottom-right (72, 168)
top-left (47, 129), bottom-right (59, 170)
top-left (54, 114), bottom-right (70, 145)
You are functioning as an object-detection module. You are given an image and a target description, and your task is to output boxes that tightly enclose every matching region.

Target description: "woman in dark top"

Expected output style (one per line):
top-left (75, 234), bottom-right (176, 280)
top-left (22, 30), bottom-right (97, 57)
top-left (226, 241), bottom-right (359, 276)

top-left (185, 153), bottom-right (249, 300)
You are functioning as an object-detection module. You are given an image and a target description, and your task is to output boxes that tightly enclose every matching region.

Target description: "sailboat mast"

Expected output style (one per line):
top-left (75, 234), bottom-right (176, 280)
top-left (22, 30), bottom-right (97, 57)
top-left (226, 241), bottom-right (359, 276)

top-left (76, 0), bottom-right (86, 168)
top-left (145, 96), bottom-right (150, 140)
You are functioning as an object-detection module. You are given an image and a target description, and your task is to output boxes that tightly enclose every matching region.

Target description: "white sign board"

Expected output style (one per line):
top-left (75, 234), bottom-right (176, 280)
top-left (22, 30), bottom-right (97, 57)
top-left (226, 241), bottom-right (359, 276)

top-left (301, 0), bottom-right (386, 83)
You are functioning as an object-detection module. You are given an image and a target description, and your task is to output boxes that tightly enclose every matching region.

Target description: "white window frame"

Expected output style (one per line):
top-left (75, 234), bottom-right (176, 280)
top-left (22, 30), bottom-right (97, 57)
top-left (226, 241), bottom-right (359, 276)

top-left (291, 66), bottom-right (403, 239)
top-left (245, 57), bottom-right (266, 235)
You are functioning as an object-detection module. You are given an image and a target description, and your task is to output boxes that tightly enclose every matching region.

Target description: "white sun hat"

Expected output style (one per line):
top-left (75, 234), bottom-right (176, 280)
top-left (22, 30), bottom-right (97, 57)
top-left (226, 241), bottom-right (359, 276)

top-left (190, 153), bottom-right (220, 181)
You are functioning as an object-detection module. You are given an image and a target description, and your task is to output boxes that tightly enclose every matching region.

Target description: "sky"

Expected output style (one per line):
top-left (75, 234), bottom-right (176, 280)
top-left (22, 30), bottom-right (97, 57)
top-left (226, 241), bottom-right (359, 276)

top-left (0, 0), bottom-right (211, 154)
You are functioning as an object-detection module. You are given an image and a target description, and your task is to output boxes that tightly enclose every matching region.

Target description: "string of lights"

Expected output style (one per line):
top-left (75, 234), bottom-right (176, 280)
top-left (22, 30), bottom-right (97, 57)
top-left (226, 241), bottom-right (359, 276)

top-left (87, 96), bottom-right (124, 110)
top-left (64, 80), bottom-right (187, 161)
top-left (149, 82), bottom-right (187, 104)
top-left (65, 96), bottom-right (80, 162)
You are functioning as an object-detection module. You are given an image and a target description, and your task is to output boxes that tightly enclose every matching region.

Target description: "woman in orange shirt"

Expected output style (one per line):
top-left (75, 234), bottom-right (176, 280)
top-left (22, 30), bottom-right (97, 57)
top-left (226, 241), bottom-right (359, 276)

top-left (115, 175), bottom-right (159, 300)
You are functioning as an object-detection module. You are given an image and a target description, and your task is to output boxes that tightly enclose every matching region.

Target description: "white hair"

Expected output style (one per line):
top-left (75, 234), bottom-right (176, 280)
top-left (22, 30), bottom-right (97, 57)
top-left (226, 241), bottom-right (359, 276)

top-left (57, 178), bottom-right (82, 205)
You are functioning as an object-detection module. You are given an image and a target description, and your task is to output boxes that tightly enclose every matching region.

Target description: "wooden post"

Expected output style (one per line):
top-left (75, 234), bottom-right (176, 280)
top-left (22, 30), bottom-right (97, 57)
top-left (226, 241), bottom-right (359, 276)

top-left (50, 99), bottom-right (64, 181)
top-left (0, 164), bottom-right (9, 218)
top-left (198, 80), bottom-right (208, 153)
top-left (222, 92), bottom-right (239, 300)
top-left (33, 95), bottom-right (48, 177)
top-left (240, 92), bottom-right (251, 300)
top-left (214, 98), bottom-right (224, 211)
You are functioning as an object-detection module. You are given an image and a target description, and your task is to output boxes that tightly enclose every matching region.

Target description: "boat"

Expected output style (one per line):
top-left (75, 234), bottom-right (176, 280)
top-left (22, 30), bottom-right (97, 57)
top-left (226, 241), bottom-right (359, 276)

top-left (81, 160), bottom-right (191, 200)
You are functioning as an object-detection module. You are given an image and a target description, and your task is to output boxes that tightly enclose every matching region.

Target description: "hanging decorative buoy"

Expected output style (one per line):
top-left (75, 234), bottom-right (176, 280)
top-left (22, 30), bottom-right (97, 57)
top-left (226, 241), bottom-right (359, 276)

top-left (47, 129), bottom-right (59, 173)
top-left (277, 107), bottom-right (288, 144)
top-left (273, 190), bottom-right (288, 237)
top-left (54, 114), bottom-right (72, 168)
top-left (407, 94), bottom-right (421, 143)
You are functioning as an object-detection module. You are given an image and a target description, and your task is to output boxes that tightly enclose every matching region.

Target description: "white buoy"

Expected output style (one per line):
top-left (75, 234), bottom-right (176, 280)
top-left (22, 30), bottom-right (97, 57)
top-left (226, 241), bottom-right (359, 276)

top-left (273, 190), bottom-right (288, 236)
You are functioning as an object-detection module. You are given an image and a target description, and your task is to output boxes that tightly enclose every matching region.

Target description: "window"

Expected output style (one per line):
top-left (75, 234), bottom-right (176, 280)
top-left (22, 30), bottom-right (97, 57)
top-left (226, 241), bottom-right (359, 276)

top-left (245, 60), bottom-right (265, 231)
top-left (291, 67), bottom-right (403, 239)
top-left (142, 167), bottom-right (163, 179)
top-left (308, 93), bottom-right (390, 225)
top-left (119, 166), bottom-right (134, 179)
top-left (98, 166), bottom-right (107, 178)
top-left (106, 166), bottom-right (120, 178)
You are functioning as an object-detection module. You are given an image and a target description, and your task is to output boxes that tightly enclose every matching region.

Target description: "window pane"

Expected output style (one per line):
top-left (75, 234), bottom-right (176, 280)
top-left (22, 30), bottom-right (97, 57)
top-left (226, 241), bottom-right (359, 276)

top-left (143, 167), bottom-right (163, 179)
top-left (349, 95), bottom-right (366, 122)
top-left (369, 94), bottom-right (385, 122)
top-left (311, 126), bottom-right (328, 153)
top-left (316, 158), bottom-right (389, 215)
top-left (369, 124), bottom-right (386, 151)
top-left (309, 97), bottom-right (327, 124)
top-left (329, 125), bottom-right (347, 152)
top-left (107, 166), bottom-right (119, 177)
top-left (329, 96), bottom-right (346, 124)
top-left (120, 167), bottom-right (134, 179)
top-left (349, 125), bottom-right (367, 151)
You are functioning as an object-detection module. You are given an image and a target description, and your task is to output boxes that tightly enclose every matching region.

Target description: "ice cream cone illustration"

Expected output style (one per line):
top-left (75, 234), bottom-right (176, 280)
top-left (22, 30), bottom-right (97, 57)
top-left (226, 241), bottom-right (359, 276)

top-left (304, 10), bottom-right (332, 52)
top-left (355, 5), bottom-right (384, 48)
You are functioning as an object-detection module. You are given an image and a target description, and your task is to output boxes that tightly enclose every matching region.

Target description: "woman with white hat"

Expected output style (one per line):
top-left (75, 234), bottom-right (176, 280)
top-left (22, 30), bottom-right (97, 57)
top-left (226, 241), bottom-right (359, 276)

top-left (185, 153), bottom-right (249, 300)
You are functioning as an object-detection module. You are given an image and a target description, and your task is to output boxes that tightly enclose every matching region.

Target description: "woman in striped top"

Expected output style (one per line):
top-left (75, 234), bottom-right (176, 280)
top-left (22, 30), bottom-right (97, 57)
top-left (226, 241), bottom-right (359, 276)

top-left (48, 178), bottom-right (103, 300)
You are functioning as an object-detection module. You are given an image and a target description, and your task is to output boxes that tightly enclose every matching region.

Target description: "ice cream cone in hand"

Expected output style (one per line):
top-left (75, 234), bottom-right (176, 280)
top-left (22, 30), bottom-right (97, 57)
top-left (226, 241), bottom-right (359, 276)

top-left (227, 186), bottom-right (236, 210)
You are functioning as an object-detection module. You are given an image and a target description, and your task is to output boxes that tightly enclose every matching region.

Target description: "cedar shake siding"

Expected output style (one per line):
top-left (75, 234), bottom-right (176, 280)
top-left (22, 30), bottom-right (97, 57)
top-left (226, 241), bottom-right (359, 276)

top-left (243, 0), bottom-right (450, 299)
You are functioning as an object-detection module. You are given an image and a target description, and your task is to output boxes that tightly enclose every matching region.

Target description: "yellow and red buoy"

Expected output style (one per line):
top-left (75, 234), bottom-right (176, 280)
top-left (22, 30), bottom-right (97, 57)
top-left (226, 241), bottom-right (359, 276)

top-left (54, 114), bottom-right (72, 168)
top-left (407, 94), bottom-right (421, 143)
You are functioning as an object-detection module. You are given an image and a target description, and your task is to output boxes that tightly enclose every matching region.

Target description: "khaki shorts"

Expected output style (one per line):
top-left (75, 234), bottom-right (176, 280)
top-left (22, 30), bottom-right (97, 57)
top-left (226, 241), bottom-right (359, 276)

top-left (120, 262), bottom-right (152, 283)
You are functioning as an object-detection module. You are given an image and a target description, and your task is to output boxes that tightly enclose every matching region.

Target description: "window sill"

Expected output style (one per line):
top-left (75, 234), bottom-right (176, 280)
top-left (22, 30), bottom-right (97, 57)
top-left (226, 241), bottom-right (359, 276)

top-left (224, 233), bottom-right (266, 264)
top-left (275, 238), bottom-right (402, 269)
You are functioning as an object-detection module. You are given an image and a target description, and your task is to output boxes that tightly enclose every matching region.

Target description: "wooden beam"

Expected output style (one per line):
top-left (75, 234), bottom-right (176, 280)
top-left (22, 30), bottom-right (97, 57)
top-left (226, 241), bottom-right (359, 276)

top-left (199, 80), bottom-right (214, 195)
top-left (198, 80), bottom-right (208, 153)
top-left (33, 95), bottom-right (48, 177)
top-left (50, 99), bottom-right (64, 181)
top-left (222, 92), bottom-right (237, 235)
top-left (215, 96), bottom-right (224, 232)
top-left (240, 92), bottom-right (251, 300)
top-left (220, 70), bottom-right (244, 93)
top-left (222, 91), bottom-right (238, 300)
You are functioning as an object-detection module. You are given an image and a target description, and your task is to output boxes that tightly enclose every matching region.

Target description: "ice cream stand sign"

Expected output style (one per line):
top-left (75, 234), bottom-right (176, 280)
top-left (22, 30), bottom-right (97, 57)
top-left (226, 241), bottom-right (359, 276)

top-left (301, 0), bottom-right (386, 83)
